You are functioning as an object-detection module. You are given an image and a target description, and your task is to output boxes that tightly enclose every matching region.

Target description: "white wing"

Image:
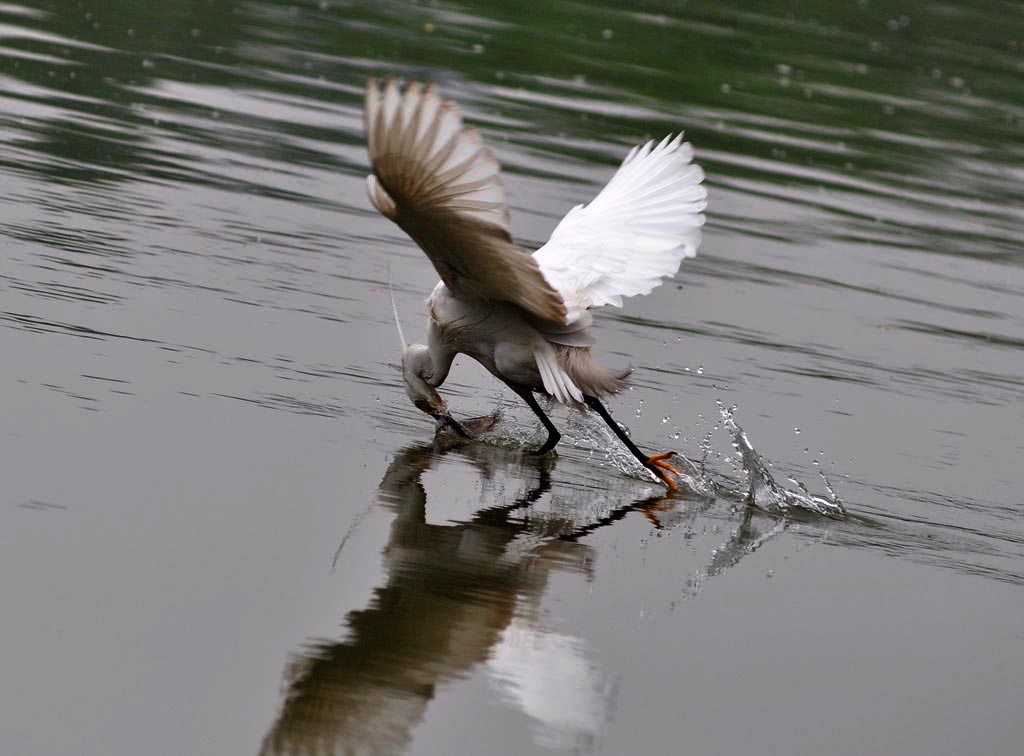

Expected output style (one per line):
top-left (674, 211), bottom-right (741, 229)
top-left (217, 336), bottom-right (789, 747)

top-left (534, 134), bottom-right (707, 324)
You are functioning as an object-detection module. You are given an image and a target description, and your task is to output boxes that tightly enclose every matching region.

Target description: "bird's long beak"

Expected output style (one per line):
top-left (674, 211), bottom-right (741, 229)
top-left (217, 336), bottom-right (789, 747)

top-left (431, 409), bottom-right (471, 438)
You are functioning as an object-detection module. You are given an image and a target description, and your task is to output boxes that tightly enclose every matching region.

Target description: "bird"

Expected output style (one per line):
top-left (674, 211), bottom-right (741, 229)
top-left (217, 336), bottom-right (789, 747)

top-left (364, 76), bottom-right (708, 489)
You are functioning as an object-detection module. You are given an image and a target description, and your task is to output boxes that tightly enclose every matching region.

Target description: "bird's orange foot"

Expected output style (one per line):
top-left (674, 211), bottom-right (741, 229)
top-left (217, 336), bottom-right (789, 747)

top-left (646, 452), bottom-right (681, 491)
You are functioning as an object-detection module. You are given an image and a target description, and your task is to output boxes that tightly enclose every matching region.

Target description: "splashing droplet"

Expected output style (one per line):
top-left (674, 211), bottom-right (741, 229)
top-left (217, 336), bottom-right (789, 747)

top-left (729, 416), bottom-right (847, 518)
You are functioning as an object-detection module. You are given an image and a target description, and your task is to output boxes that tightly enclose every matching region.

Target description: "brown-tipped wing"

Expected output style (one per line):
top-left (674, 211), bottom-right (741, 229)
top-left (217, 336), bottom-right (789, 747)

top-left (364, 76), bottom-right (567, 324)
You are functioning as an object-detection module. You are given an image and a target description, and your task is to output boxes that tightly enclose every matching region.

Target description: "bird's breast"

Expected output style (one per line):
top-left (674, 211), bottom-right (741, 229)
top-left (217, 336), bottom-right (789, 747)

top-left (429, 286), bottom-right (538, 367)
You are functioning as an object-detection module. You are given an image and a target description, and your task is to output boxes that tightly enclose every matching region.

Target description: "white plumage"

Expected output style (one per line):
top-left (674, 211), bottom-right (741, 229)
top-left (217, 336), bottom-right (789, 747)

top-left (534, 344), bottom-right (583, 404)
top-left (365, 76), bottom-right (708, 488)
top-left (535, 133), bottom-right (707, 325)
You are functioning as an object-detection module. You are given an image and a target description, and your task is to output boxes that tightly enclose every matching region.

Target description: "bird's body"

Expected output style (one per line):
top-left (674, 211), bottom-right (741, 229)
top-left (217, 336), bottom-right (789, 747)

top-left (426, 282), bottom-right (540, 391)
top-left (425, 281), bottom-right (624, 401)
top-left (365, 76), bottom-right (708, 487)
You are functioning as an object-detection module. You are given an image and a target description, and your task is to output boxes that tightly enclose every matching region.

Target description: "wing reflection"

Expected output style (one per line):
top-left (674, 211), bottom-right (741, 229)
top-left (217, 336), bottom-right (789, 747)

top-left (259, 440), bottom-right (652, 754)
top-left (260, 436), bottom-right (791, 754)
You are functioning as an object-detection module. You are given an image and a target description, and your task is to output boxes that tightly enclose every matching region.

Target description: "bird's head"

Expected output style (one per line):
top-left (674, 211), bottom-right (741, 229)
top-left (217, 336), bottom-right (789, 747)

top-left (389, 272), bottom-right (469, 438)
top-left (401, 344), bottom-right (445, 417)
top-left (400, 344), bottom-right (467, 436)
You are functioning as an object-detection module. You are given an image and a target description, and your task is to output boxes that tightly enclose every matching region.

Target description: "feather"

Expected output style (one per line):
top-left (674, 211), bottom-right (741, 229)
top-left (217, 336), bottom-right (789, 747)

top-left (534, 133), bottom-right (708, 324)
top-left (364, 77), bottom-right (567, 324)
top-left (535, 346), bottom-right (583, 404)
top-left (556, 345), bottom-right (629, 398)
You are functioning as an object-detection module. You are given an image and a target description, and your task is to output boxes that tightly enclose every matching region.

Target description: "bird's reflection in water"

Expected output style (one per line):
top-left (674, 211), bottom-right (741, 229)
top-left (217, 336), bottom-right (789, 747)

top-left (260, 432), bottom-right (791, 755)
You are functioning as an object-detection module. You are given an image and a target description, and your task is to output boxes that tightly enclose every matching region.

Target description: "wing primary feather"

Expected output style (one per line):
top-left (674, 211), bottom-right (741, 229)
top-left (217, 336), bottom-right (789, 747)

top-left (533, 131), bottom-right (707, 322)
top-left (364, 76), bottom-right (379, 156)
top-left (365, 77), bottom-right (567, 324)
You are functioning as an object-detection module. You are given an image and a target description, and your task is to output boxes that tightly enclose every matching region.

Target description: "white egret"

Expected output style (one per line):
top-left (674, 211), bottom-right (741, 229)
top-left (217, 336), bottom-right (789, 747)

top-left (365, 77), bottom-right (707, 489)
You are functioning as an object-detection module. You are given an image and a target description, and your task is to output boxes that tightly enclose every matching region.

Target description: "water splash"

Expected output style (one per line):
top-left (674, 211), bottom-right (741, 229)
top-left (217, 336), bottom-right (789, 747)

top-left (562, 409), bottom-right (654, 479)
top-left (471, 400), bottom-right (717, 494)
top-left (563, 410), bottom-right (718, 495)
top-left (718, 403), bottom-right (847, 519)
top-left (448, 398), bottom-right (844, 518)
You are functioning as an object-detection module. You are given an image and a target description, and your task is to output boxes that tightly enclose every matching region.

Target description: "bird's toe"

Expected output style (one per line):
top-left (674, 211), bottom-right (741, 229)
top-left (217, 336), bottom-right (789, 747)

top-left (647, 454), bottom-right (680, 491)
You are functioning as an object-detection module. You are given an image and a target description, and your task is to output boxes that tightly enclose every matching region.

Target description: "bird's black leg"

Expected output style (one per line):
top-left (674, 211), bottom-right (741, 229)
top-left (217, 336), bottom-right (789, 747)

top-left (514, 388), bottom-right (561, 455)
top-left (583, 395), bottom-right (680, 490)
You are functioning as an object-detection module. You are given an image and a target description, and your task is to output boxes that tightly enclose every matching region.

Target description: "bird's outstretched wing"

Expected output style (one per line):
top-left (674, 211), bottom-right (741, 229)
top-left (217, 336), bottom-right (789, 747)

top-left (364, 77), bottom-right (567, 323)
top-left (533, 134), bottom-right (707, 324)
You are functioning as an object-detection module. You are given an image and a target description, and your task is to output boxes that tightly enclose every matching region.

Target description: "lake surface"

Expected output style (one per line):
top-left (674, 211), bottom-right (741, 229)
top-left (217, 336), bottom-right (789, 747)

top-left (2, 1), bottom-right (1023, 754)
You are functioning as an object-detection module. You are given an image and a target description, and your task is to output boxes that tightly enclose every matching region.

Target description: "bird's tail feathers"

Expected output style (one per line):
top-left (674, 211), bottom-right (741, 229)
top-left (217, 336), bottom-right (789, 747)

top-left (556, 345), bottom-right (629, 398)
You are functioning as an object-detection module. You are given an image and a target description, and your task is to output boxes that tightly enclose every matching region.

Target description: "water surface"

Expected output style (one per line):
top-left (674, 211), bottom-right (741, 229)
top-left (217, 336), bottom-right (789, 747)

top-left (2, 1), bottom-right (1023, 754)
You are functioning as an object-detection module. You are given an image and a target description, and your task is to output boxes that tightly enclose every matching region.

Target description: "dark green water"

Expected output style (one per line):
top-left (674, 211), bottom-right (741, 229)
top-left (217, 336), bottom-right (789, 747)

top-left (2, 1), bottom-right (1022, 754)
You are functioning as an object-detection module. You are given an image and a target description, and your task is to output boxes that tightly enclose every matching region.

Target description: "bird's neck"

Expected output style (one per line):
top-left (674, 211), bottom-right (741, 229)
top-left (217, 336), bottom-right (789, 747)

top-left (425, 338), bottom-right (455, 388)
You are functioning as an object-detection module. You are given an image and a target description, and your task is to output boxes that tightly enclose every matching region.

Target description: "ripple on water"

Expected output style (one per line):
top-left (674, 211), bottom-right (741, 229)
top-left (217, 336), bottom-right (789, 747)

top-left (2, 3), bottom-right (1024, 753)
